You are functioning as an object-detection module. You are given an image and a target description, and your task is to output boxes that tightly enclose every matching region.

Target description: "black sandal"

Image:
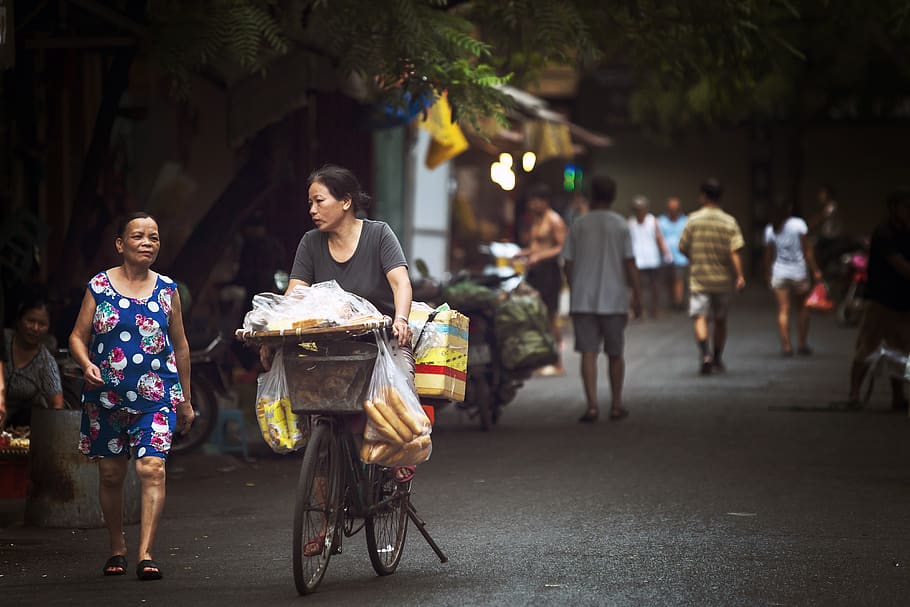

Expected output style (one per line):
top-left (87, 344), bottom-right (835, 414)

top-left (102, 554), bottom-right (127, 576)
top-left (136, 559), bottom-right (163, 581)
top-left (578, 409), bottom-right (599, 423)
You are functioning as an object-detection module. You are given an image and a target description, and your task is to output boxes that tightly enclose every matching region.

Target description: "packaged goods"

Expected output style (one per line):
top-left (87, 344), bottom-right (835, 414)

top-left (361, 334), bottom-right (432, 466)
top-left (408, 306), bottom-right (469, 401)
top-left (255, 350), bottom-right (308, 454)
top-left (242, 280), bottom-right (385, 332)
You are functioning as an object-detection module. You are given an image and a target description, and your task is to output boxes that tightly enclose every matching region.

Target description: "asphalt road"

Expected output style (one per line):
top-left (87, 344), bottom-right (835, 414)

top-left (2, 288), bottom-right (909, 606)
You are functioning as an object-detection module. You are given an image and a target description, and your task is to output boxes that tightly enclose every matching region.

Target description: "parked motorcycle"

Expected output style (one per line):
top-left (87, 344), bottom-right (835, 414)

top-left (835, 247), bottom-right (869, 328)
top-left (169, 333), bottom-right (232, 454)
top-left (413, 249), bottom-right (555, 431)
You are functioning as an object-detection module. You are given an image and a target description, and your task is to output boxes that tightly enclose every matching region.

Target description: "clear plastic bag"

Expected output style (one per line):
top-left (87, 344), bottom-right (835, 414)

top-left (255, 349), bottom-right (309, 454)
top-left (242, 280), bottom-right (385, 331)
top-left (361, 333), bottom-right (433, 467)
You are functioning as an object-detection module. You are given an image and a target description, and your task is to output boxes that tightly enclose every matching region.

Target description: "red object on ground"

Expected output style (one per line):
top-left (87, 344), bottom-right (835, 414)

top-left (0, 458), bottom-right (29, 499)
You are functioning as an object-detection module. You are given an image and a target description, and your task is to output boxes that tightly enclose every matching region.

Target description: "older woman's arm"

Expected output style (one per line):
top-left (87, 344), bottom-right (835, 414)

top-left (387, 265), bottom-right (413, 347)
top-left (168, 290), bottom-right (194, 436)
top-left (69, 289), bottom-right (104, 389)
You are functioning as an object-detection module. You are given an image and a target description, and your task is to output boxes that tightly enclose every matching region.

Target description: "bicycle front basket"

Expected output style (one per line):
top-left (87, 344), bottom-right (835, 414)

top-left (284, 341), bottom-right (378, 413)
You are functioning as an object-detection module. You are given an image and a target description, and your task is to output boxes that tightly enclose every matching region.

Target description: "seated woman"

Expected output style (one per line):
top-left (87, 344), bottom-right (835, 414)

top-left (1, 295), bottom-right (64, 427)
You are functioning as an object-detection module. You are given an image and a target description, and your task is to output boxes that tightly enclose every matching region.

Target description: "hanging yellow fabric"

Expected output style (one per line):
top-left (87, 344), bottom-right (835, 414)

top-left (523, 120), bottom-right (573, 164)
top-left (418, 93), bottom-right (469, 169)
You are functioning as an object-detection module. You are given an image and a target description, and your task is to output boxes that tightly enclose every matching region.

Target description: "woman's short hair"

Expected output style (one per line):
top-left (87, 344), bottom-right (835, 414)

top-left (306, 164), bottom-right (372, 212)
top-left (116, 211), bottom-right (157, 238)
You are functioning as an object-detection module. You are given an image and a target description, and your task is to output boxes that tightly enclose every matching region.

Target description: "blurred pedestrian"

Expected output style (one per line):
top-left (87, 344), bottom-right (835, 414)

top-left (807, 184), bottom-right (843, 274)
top-left (657, 197), bottom-right (689, 311)
top-left (562, 192), bottom-right (590, 227)
top-left (678, 179), bottom-right (746, 374)
top-left (840, 188), bottom-right (910, 410)
top-left (519, 184), bottom-right (568, 375)
top-left (628, 196), bottom-right (672, 319)
top-left (763, 199), bottom-right (823, 356)
top-left (2, 295), bottom-right (65, 427)
top-left (69, 212), bottom-right (194, 580)
top-left (562, 176), bottom-right (642, 423)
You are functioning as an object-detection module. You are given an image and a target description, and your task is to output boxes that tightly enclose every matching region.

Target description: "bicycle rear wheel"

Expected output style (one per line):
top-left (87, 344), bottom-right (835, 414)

top-left (364, 467), bottom-right (409, 575)
top-left (293, 422), bottom-right (342, 594)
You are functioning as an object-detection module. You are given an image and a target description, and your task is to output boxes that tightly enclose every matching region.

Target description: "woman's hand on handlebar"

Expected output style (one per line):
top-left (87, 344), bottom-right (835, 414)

top-left (259, 345), bottom-right (274, 371)
top-left (392, 317), bottom-right (411, 348)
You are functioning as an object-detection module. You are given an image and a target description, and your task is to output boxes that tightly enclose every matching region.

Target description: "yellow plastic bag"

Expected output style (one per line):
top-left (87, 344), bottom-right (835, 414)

top-left (255, 350), bottom-right (308, 454)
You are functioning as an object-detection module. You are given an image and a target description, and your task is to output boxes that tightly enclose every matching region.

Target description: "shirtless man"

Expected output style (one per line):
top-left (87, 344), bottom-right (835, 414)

top-left (519, 184), bottom-right (568, 375)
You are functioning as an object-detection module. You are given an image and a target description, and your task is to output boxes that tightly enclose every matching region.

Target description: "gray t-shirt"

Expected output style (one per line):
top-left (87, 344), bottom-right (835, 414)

top-left (561, 209), bottom-right (634, 314)
top-left (3, 328), bottom-right (63, 408)
top-left (289, 219), bottom-right (408, 317)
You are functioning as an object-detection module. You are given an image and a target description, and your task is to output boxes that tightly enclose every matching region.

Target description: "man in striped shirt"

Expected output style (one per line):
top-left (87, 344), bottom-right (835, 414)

top-left (678, 179), bottom-right (746, 374)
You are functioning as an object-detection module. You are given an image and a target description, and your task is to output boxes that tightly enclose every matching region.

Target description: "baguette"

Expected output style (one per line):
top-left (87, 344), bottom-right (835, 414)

top-left (373, 397), bottom-right (415, 443)
top-left (363, 440), bottom-right (402, 465)
top-left (360, 440), bottom-right (374, 463)
top-left (396, 435), bottom-right (432, 466)
top-left (364, 399), bottom-right (405, 443)
top-left (381, 386), bottom-right (431, 436)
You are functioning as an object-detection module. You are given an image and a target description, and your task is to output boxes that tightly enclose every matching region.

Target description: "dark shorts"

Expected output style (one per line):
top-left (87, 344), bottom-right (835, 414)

top-left (572, 313), bottom-right (628, 357)
top-left (853, 300), bottom-right (910, 364)
top-left (665, 265), bottom-right (688, 282)
top-left (526, 259), bottom-right (563, 317)
top-left (689, 292), bottom-right (731, 320)
top-left (638, 268), bottom-right (659, 287)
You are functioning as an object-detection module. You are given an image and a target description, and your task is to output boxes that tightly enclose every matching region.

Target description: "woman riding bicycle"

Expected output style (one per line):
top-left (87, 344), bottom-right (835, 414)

top-left (266, 163), bottom-right (415, 556)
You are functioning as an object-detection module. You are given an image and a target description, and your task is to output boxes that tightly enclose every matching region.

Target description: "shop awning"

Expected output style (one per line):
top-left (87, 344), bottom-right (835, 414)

top-left (465, 85), bottom-right (611, 158)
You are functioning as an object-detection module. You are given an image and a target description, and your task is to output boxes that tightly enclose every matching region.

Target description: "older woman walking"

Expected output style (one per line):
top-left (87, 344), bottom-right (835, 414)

top-left (69, 212), bottom-right (194, 580)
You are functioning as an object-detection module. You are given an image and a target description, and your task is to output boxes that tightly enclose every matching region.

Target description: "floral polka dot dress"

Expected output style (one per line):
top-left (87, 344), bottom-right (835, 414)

top-left (79, 271), bottom-right (184, 459)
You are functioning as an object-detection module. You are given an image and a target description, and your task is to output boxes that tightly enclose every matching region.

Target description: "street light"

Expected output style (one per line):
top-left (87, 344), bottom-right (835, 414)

top-left (522, 151), bottom-right (536, 172)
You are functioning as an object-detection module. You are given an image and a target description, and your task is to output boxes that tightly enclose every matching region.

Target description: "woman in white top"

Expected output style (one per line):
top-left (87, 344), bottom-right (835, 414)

top-left (628, 196), bottom-right (671, 319)
top-left (763, 201), bottom-right (822, 356)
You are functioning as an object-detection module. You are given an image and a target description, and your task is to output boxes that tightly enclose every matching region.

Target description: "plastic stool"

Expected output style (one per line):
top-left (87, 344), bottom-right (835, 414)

top-left (211, 409), bottom-right (249, 460)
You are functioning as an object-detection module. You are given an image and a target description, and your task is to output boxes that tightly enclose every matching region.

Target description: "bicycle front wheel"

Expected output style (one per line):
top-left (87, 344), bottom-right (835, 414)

top-left (293, 421), bottom-right (342, 595)
top-left (364, 466), bottom-right (409, 575)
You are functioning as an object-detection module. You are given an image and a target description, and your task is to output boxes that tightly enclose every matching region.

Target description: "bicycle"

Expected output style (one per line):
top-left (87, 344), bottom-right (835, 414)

top-left (235, 322), bottom-right (447, 595)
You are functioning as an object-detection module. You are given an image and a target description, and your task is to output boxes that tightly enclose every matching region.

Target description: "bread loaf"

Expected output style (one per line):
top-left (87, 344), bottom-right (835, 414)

top-left (361, 440), bottom-right (403, 464)
top-left (380, 386), bottom-right (431, 436)
top-left (396, 435), bottom-right (432, 466)
top-left (373, 398), bottom-right (415, 443)
top-left (364, 400), bottom-right (405, 443)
